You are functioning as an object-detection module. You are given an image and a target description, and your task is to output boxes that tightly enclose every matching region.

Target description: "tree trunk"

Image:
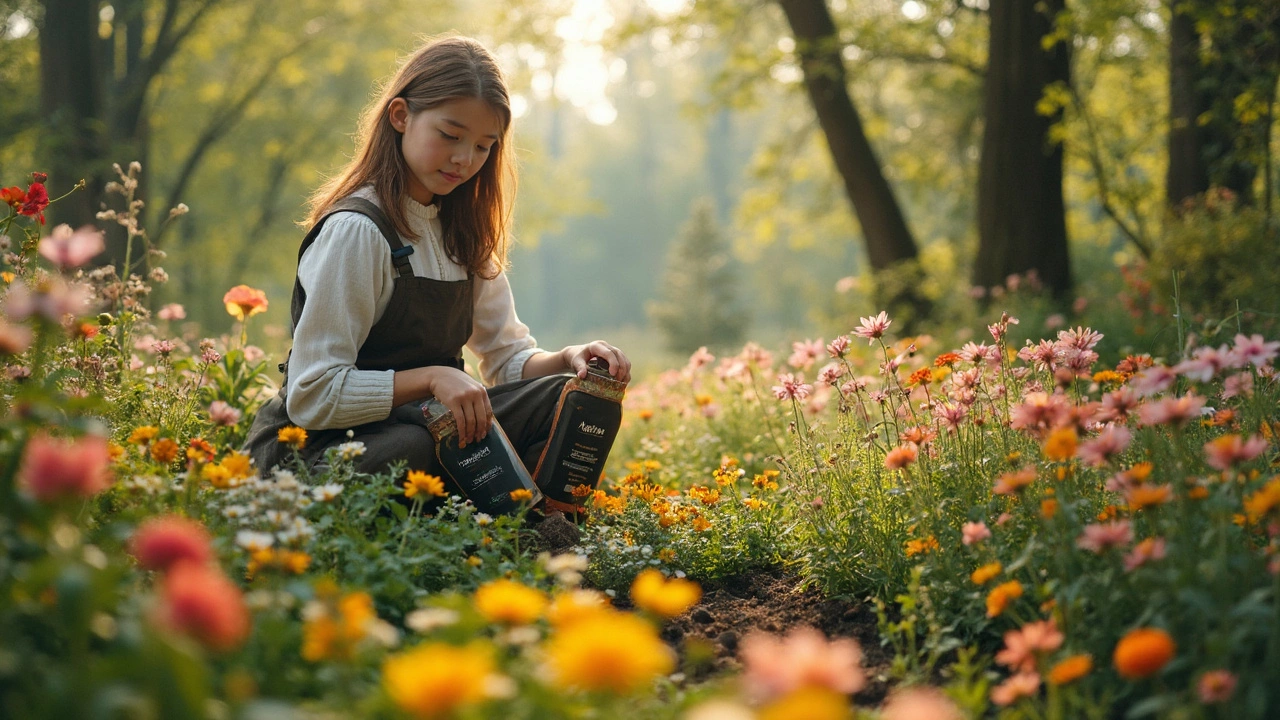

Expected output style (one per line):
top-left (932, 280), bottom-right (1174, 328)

top-left (1166, 5), bottom-right (1209, 205)
top-left (973, 0), bottom-right (1072, 298)
top-left (37, 0), bottom-right (105, 228)
top-left (777, 0), bottom-right (921, 275)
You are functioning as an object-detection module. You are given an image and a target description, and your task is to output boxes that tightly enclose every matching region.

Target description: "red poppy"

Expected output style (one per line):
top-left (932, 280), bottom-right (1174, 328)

top-left (19, 182), bottom-right (49, 224)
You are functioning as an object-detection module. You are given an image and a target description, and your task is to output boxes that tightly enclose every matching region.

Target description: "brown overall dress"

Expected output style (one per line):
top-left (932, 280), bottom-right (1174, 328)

top-left (243, 197), bottom-right (568, 486)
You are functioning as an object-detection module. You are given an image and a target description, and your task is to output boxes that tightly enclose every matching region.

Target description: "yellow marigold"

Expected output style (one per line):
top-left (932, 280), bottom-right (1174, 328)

top-left (986, 580), bottom-right (1024, 618)
top-left (277, 425), bottom-right (307, 449)
top-left (1113, 627), bottom-right (1176, 679)
top-left (1048, 654), bottom-right (1093, 685)
top-left (758, 687), bottom-right (851, 720)
top-left (993, 467), bottom-right (1037, 495)
top-left (1244, 478), bottom-right (1280, 523)
top-left (631, 568), bottom-right (701, 618)
top-left (403, 471), bottom-right (447, 499)
top-left (713, 466), bottom-right (740, 486)
top-left (753, 473), bottom-right (780, 491)
top-left (657, 548), bottom-right (677, 563)
top-left (107, 442), bottom-right (125, 461)
top-left (971, 562), bottom-right (1002, 585)
top-left (643, 460), bottom-right (661, 471)
top-left (744, 497), bottom-right (769, 511)
top-left (691, 516), bottom-right (712, 532)
top-left (1127, 462), bottom-right (1154, 483)
top-left (150, 437), bottom-right (180, 464)
top-left (509, 488), bottom-right (534, 502)
top-left (201, 463), bottom-right (234, 489)
top-left (248, 548), bottom-right (312, 578)
top-left (546, 589), bottom-right (611, 627)
top-left (904, 536), bottom-right (940, 557)
top-left (695, 393), bottom-right (714, 407)
top-left (637, 408), bottom-right (654, 421)
top-left (1092, 370), bottom-right (1124, 384)
top-left (544, 609), bottom-right (674, 694)
top-left (302, 591), bottom-right (374, 662)
top-left (474, 579), bottom-right (547, 625)
top-left (221, 452), bottom-right (254, 480)
top-left (128, 426), bottom-right (159, 445)
top-left (301, 615), bottom-right (338, 662)
top-left (570, 483), bottom-right (594, 498)
top-left (1042, 426), bottom-right (1078, 462)
top-left (383, 642), bottom-right (497, 718)
top-left (1127, 483), bottom-right (1173, 512)
top-left (1041, 498), bottom-right (1059, 519)
top-left (1097, 504), bottom-right (1119, 522)
top-left (688, 485), bottom-right (721, 505)
top-left (633, 483), bottom-right (663, 502)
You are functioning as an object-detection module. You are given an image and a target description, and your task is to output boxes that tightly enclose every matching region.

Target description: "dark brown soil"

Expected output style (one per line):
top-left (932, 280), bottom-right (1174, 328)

top-left (657, 568), bottom-right (892, 705)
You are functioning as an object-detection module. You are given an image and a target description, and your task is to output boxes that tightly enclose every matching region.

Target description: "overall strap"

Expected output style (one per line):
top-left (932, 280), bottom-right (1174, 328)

top-left (313, 196), bottom-right (415, 279)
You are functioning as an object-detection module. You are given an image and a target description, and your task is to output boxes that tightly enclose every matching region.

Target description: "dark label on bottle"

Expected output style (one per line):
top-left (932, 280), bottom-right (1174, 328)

top-left (435, 423), bottom-right (540, 516)
top-left (536, 389), bottom-right (622, 506)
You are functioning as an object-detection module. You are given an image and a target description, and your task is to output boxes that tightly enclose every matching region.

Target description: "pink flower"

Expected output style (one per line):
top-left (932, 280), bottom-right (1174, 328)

top-left (159, 562), bottom-right (250, 651)
top-left (937, 403), bottom-right (967, 432)
top-left (208, 400), bottom-right (243, 427)
top-left (1057, 326), bottom-right (1103, 351)
top-left (1018, 340), bottom-right (1057, 371)
top-left (960, 342), bottom-right (1000, 365)
top-left (1203, 434), bottom-right (1268, 471)
top-left (817, 362), bottom-right (844, 386)
top-left (852, 311), bottom-right (891, 343)
top-left (1076, 520), bottom-right (1133, 553)
top-left (1123, 537), bottom-right (1167, 572)
top-left (1174, 345), bottom-right (1228, 383)
top-left (1232, 333), bottom-right (1279, 368)
top-left (990, 671), bottom-right (1041, 706)
top-left (130, 516), bottom-right (215, 573)
top-left (17, 433), bottom-right (112, 501)
top-left (5, 277), bottom-right (93, 324)
top-left (1098, 388), bottom-right (1140, 423)
top-left (1222, 372), bottom-right (1254, 399)
top-left (880, 687), bottom-right (963, 720)
top-left (1197, 670), bottom-right (1237, 704)
top-left (1137, 394), bottom-right (1207, 427)
top-left (0, 319), bottom-right (33, 355)
top-left (987, 312), bottom-right (1020, 342)
top-left (826, 335), bottom-right (850, 358)
top-left (788, 339), bottom-right (824, 370)
top-left (1010, 392), bottom-right (1072, 436)
top-left (38, 224), bottom-right (105, 269)
top-left (157, 303), bottom-right (186, 321)
top-left (995, 619), bottom-right (1064, 673)
top-left (686, 346), bottom-right (715, 372)
top-left (884, 443), bottom-right (918, 470)
top-left (1077, 426), bottom-right (1132, 467)
top-left (243, 345), bottom-right (265, 363)
top-left (771, 373), bottom-right (813, 401)
top-left (738, 626), bottom-right (865, 702)
top-left (961, 521), bottom-right (991, 546)
top-left (1130, 366), bottom-right (1177, 397)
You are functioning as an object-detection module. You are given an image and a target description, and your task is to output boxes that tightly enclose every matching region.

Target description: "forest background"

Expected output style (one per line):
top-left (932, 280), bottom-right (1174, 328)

top-left (2, 0), bottom-right (1278, 373)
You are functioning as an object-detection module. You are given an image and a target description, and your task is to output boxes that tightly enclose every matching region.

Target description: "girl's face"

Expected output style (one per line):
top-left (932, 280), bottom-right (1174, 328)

top-left (389, 96), bottom-right (502, 206)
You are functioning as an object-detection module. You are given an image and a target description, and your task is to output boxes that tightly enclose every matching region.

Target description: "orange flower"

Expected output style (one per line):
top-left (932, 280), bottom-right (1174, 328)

top-left (1125, 483), bottom-right (1173, 511)
top-left (277, 426), bottom-right (307, 449)
top-left (1113, 627), bottom-right (1175, 679)
top-left (993, 467), bottom-right (1037, 495)
top-left (159, 562), bottom-right (250, 651)
top-left (986, 580), bottom-right (1024, 618)
top-left (18, 433), bottom-right (113, 501)
top-left (1042, 427), bottom-right (1078, 462)
top-left (509, 488), bottom-right (534, 503)
top-left (885, 444), bottom-right (918, 470)
top-left (150, 437), bottom-right (180, 464)
top-left (971, 562), bottom-right (1002, 585)
top-left (1040, 498), bottom-right (1059, 519)
top-left (222, 285), bottom-right (268, 321)
top-left (904, 536), bottom-right (939, 557)
top-left (1048, 654), bottom-right (1093, 685)
top-left (403, 471), bottom-right (447, 499)
top-left (630, 568), bottom-right (702, 618)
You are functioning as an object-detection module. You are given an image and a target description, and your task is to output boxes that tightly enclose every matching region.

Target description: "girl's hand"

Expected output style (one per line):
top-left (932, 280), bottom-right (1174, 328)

top-left (562, 341), bottom-right (632, 384)
top-left (429, 366), bottom-right (492, 447)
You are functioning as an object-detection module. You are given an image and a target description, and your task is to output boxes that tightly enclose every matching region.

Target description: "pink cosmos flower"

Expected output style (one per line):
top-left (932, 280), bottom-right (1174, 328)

top-left (853, 311), bottom-right (891, 343)
top-left (817, 362), bottom-right (844, 386)
top-left (242, 345), bottom-right (265, 363)
top-left (1137, 394), bottom-right (1207, 427)
top-left (1076, 520), bottom-right (1133, 553)
top-left (157, 303), bottom-right (186, 321)
top-left (0, 320), bottom-right (33, 355)
top-left (1232, 333), bottom-right (1279, 368)
top-left (937, 403), bottom-right (967, 432)
top-left (130, 516), bottom-right (215, 573)
top-left (686, 346), bottom-right (715, 372)
top-left (771, 373), bottom-right (813, 401)
top-left (1222, 372), bottom-right (1254, 399)
top-left (1010, 392), bottom-right (1072, 436)
top-left (1203, 434), bottom-right (1269, 471)
top-left (37, 224), bottom-right (105, 268)
top-left (738, 626), bottom-right (865, 702)
top-left (960, 341), bottom-right (1000, 365)
top-left (1078, 426), bottom-right (1132, 467)
top-left (995, 619), bottom-right (1064, 673)
top-left (1123, 537), bottom-right (1167, 572)
top-left (880, 687), bottom-right (963, 720)
top-left (990, 671), bottom-right (1041, 706)
top-left (839, 376), bottom-right (870, 397)
top-left (1098, 388), bottom-right (1140, 423)
top-left (1197, 670), bottom-right (1238, 704)
top-left (17, 432), bottom-right (113, 501)
top-left (1057, 326), bottom-right (1103, 351)
top-left (826, 335), bottom-right (850, 358)
top-left (961, 521), bottom-right (991, 546)
top-left (987, 312), bottom-right (1020, 342)
top-left (1018, 339), bottom-right (1057, 371)
top-left (1174, 345), bottom-right (1229, 383)
top-left (740, 342), bottom-right (773, 368)
top-left (5, 277), bottom-right (93, 324)
top-left (1130, 366), bottom-right (1177, 397)
top-left (209, 400), bottom-right (243, 427)
top-left (788, 339), bottom-right (825, 370)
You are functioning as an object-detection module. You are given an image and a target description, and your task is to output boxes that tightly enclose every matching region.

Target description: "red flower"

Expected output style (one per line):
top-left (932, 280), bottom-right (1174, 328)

top-left (159, 562), bottom-right (251, 651)
top-left (31, 172), bottom-right (47, 183)
top-left (130, 516), bottom-right (215, 573)
top-left (17, 432), bottom-right (113, 501)
top-left (1, 186), bottom-right (25, 208)
top-left (19, 182), bottom-right (49, 224)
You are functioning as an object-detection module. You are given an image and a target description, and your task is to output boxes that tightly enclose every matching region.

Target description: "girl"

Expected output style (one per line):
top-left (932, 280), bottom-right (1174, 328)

top-left (245, 36), bottom-right (630, 499)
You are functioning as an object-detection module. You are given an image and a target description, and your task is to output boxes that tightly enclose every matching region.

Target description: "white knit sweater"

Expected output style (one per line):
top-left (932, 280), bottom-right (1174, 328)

top-left (284, 187), bottom-right (541, 430)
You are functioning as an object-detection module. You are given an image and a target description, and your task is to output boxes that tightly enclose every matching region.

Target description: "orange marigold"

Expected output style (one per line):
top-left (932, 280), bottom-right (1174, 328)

top-left (1113, 628), bottom-right (1175, 679)
top-left (1047, 654), bottom-right (1093, 685)
top-left (986, 580), bottom-right (1024, 618)
top-left (150, 437), bottom-right (181, 464)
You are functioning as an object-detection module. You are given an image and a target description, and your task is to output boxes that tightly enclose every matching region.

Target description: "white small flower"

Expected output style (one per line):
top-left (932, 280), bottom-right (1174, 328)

top-left (301, 600), bottom-right (327, 622)
top-left (265, 509), bottom-right (291, 526)
top-left (236, 530), bottom-right (274, 552)
top-left (222, 505), bottom-right (249, 519)
top-left (313, 483), bottom-right (344, 502)
top-left (335, 441), bottom-right (366, 460)
top-left (405, 607), bottom-right (461, 633)
top-left (368, 619), bottom-right (401, 648)
top-left (542, 552), bottom-right (589, 575)
top-left (474, 513), bottom-right (493, 526)
top-left (271, 469), bottom-right (299, 490)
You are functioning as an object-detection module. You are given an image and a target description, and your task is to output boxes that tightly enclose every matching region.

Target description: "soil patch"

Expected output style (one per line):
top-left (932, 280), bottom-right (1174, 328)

top-left (658, 568), bottom-right (892, 706)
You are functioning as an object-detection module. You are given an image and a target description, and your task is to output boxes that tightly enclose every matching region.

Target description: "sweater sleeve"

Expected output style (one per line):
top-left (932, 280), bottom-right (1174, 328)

top-left (467, 265), bottom-right (542, 386)
top-left (285, 213), bottom-right (396, 429)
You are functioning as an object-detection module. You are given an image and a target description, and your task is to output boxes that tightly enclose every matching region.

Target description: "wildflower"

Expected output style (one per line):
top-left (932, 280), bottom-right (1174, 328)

top-left (404, 607), bottom-right (461, 633)
top-left (884, 443), bottom-right (918, 470)
top-left (1125, 483), bottom-right (1173, 511)
top-left (473, 579), bottom-right (547, 625)
top-left (1041, 426), bottom-right (1078, 462)
top-left (995, 619), bottom-right (1064, 673)
top-left (691, 516), bottom-right (712, 532)
top-left (302, 591), bottom-right (376, 661)
top-left (744, 497), bottom-right (769, 511)
top-left (222, 284), bottom-right (268, 321)
top-left (1222, 372), bottom-right (1254, 399)
top-left (772, 373), bottom-right (813, 401)
top-left (128, 426), bottom-right (159, 445)
top-left (150, 437), bottom-right (180, 464)
top-left (936, 403), bottom-right (967, 431)
top-left (739, 626), bottom-right (864, 702)
top-left (334, 440), bottom-right (366, 460)
top-left (1232, 333), bottom-right (1280, 368)
top-left (1113, 627), bottom-right (1175, 679)
top-left (993, 467), bottom-right (1037, 495)
top-left (1078, 426), bottom-right (1132, 467)
top-left (17, 433), bottom-right (112, 501)
top-left (686, 346), bottom-right (715, 372)
top-left (971, 562), bottom-right (1002, 585)
top-left (545, 609), bottom-right (674, 693)
top-left (631, 568), bottom-right (701, 618)
top-left (38, 224), bottom-right (105, 268)
top-left (403, 470), bottom-right (447, 499)
top-left (546, 588), bottom-right (611, 627)
top-left (18, 181), bottom-right (48, 222)
top-left (1040, 498), bottom-right (1059, 519)
top-left (208, 401), bottom-right (242, 426)
top-left (1123, 537), bottom-right (1167, 572)
top-left (1047, 654), bottom-right (1093, 685)
top-left (509, 488), bottom-right (534, 502)
top-left (879, 687), bottom-right (962, 720)
top-left (788, 339), bottom-right (825, 369)
top-left (277, 425), bottom-right (307, 449)
top-left (904, 536), bottom-right (939, 557)
top-left (1243, 478), bottom-right (1280, 523)
top-left (313, 483), bottom-right (344, 502)
top-left (158, 562), bottom-right (250, 651)
top-left (852, 311), bottom-right (891, 343)
top-left (1203, 434), bottom-right (1269, 471)
top-left (130, 516), bottom-right (214, 573)
top-left (383, 642), bottom-right (499, 717)
top-left (220, 452), bottom-right (254, 479)
top-left (1137, 394), bottom-right (1207, 427)
top-left (157, 303), bottom-right (186, 320)
top-left (961, 521), bottom-right (991, 546)
top-left (1076, 520), bottom-right (1133, 553)
top-left (0, 319), bottom-right (33, 354)
top-left (1092, 369), bottom-right (1123, 384)
top-left (235, 530), bottom-right (274, 552)
top-left (1197, 669), bottom-right (1238, 704)
top-left (986, 580), bottom-right (1024, 618)
top-left (826, 335), bottom-right (850, 358)
top-left (757, 687), bottom-right (851, 720)
top-left (990, 671), bottom-right (1041, 706)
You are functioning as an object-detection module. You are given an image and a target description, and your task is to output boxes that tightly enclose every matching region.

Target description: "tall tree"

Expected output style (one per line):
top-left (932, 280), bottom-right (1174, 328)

top-left (973, 0), bottom-right (1072, 298)
top-left (776, 0), bottom-right (925, 309)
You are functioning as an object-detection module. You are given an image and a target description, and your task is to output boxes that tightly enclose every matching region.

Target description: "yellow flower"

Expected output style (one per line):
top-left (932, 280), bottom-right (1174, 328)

top-left (986, 580), bottom-right (1024, 618)
top-left (547, 589), bottom-right (611, 627)
top-left (150, 438), bottom-right (180, 464)
top-left (301, 591), bottom-right (375, 662)
top-left (1042, 426), bottom-right (1078, 462)
top-left (221, 451), bottom-right (254, 479)
top-left (1048, 654), bottom-right (1093, 685)
top-left (695, 393), bottom-right (714, 407)
top-left (1244, 478), bottom-right (1280, 523)
top-left (1126, 462), bottom-right (1154, 483)
top-left (1040, 498), bottom-right (1059, 519)
top-left (691, 516), bottom-right (712, 532)
top-left (758, 687), bottom-right (851, 720)
top-left (473, 579), bottom-right (547, 625)
top-left (744, 497), bottom-right (769, 511)
top-left (970, 562), bottom-right (1002, 585)
top-left (904, 536), bottom-right (940, 557)
top-left (630, 568), bottom-right (701, 618)
top-left (277, 425), bottom-right (307, 449)
top-left (383, 642), bottom-right (497, 718)
top-left (509, 488), bottom-right (534, 502)
top-left (107, 442), bottom-right (125, 461)
top-left (201, 463), bottom-right (233, 489)
top-left (657, 548), bottom-right (677, 563)
top-left (128, 426), bottom-right (159, 445)
top-left (403, 470), bottom-right (447, 499)
top-left (467, 555), bottom-right (483, 567)
top-left (1126, 483), bottom-right (1173, 512)
top-left (544, 609), bottom-right (674, 694)
top-left (1092, 370), bottom-right (1124, 384)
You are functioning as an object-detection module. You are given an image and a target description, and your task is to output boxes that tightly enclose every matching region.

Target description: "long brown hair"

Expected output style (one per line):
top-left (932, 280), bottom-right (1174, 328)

top-left (306, 36), bottom-right (516, 278)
